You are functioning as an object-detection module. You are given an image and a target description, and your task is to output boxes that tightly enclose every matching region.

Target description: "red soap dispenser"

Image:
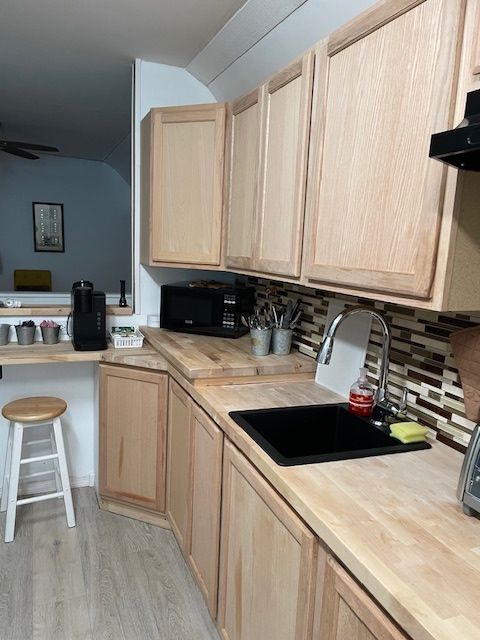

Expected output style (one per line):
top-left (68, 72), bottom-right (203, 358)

top-left (348, 367), bottom-right (374, 417)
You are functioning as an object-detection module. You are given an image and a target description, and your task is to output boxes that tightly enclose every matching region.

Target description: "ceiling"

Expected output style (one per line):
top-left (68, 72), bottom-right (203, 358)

top-left (0, 0), bottom-right (248, 161)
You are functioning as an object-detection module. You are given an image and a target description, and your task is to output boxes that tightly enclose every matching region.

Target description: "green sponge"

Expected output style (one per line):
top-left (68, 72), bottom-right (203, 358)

top-left (390, 421), bottom-right (428, 444)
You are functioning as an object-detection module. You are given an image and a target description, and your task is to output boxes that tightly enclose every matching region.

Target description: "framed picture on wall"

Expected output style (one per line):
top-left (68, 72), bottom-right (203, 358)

top-left (32, 202), bottom-right (64, 252)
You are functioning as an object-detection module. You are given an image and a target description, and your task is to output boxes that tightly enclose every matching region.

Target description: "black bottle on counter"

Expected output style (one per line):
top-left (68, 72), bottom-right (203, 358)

top-left (119, 280), bottom-right (127, 307)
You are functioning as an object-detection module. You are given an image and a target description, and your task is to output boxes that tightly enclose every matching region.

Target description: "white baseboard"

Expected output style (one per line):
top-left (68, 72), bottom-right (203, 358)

top-left (0, 473), bottom-right (95, 499)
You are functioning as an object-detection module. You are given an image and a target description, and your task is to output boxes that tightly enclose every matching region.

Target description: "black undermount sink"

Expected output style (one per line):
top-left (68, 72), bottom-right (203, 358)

top-left (229, 403), bottom-right (431, 466)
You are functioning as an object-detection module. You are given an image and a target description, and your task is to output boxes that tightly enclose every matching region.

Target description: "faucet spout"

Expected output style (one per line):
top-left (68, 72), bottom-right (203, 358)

top-left (316, 305), bottom-right (393, 407)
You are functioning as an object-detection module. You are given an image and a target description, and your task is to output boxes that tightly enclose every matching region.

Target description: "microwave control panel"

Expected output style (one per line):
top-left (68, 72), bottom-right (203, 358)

top-left (222, 294), bottom-right (238, 328)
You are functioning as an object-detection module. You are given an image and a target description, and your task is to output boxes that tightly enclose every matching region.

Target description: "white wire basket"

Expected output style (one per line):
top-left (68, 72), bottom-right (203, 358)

top-left (109, 328), bottom-right (144, 349)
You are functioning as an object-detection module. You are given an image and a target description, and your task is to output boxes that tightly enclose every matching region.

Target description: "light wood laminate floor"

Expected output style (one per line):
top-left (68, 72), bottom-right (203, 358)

top-left (0, 488), bottom-right (220, 640)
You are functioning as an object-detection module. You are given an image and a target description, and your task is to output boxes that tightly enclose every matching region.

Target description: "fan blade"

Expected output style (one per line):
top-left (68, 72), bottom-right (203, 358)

top-left (1, 147), bottom-right (39, 160)
top-left (1, 140), bottom-right (59, 152)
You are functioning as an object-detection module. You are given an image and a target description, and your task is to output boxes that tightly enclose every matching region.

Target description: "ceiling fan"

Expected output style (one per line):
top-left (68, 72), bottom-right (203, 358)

top-left (0, 139), bottom-right (59, 160)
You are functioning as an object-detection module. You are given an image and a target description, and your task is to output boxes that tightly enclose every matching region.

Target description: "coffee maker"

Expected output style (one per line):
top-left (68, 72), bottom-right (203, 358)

top-left (71, 280), bottom-right (107, 351)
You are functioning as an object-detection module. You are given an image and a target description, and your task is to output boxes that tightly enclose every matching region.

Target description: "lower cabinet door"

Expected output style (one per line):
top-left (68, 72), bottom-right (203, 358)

top-left (319, 555), bottom-right (407, 640)
top-left (187, 403), bottom-right (224, 618)
top-left (218, 441), bottom-right (317, 640)
top-left (166, 378), bottom-right (192, 549)
top-left (99, 364), bottom-right (168, 511)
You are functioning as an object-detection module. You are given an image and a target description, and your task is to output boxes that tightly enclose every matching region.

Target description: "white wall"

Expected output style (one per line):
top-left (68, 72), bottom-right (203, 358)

top-left (207, 0), bottom-right (377, 100)
top-left (0, 363), bottom-right (96, 495)
top-left (0, 153), bottom-right (131, 292)
top-left (132, 60), bottom-right (235, 324)
top-left (105, 133), bottom-right (132, 185)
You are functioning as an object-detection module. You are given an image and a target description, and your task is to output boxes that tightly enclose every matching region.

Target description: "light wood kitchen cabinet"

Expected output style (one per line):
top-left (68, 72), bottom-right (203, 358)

top-left (99, 364), bottom-right (168, 512)
top-left (165, 383), bottom-right (224, 616)
top-left (255, 53), bottom-right (314, 278)
top-left (318, 555), bottom-right (407, 640)
top-left (141, 103), bottom-right (226, 268)
top-left (225, 89), bottom-right (262, 270)
top-left (217, 440), bottom-right (317, 640)
top-left (186, 402), bottom-right (224, 618)
top-left (166, 378), bottom-right (192, 549)
top-left (303, 0), bottom-right (480, 309)
top-left (225, 52), bottom-right (314, 279)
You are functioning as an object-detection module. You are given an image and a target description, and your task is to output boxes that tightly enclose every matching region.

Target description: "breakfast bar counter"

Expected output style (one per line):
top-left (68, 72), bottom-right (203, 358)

top-left (0, 341), bottom-right (168, 370)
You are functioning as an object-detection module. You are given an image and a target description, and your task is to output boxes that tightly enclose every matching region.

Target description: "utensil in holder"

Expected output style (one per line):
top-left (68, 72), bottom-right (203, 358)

top-left (41, 326), bottom-right (60, 344)
top-left (250, 328), bottom-right (272, 356)
top-left (15, 325), bottom-right (36, 345)
top-left (0, 324), bottom-right (10, 346)
top-left (272, 328), bottom-right (293, 355)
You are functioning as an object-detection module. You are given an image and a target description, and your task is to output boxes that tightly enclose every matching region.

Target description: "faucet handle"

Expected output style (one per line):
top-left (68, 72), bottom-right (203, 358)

top-left (399, 387), bottom-right (408, 412)
top-left (371, 386), bottom-right (408, 428)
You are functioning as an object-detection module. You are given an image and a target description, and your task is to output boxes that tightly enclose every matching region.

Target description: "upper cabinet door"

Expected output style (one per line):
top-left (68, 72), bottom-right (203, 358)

top-left (255, 54), bottom-right (314, 278)
top-left (304, 0), bottom-right (465, 298)
top-left (225, 90), bottom-right (262, 270)
top-left (148, 104), bottom-right (225, 266)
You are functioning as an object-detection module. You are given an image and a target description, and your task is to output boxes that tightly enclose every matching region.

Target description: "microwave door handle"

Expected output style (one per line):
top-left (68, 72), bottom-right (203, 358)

top-left (457, 424), bottom-right (480, 500)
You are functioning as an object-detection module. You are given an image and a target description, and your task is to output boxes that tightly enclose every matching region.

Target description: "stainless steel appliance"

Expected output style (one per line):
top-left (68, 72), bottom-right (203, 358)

top-left (457, 425), bottom-right (480, 516)
top-left (160, 281), bottom-right (254, 338)
top-left (70, 280), bottom-right (107, 351)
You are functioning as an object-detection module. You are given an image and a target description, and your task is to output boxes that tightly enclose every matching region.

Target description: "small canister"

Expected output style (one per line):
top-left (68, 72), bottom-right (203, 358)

top-left (15, 325), bottom-right (36, 345)
top-left (0, 324), bottom-right (10, 346)
top-left (41, 326), bottom-right (61, 344)
top-left (147, 314), bottom-right (161, 328)
top-left (272, 328), bottom-right (293, 355)
top-left (250, 328), bottom-right (272, 356)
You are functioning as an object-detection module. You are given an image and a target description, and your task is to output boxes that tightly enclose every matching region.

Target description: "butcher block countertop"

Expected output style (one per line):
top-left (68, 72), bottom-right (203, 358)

top-left (140, 326), bottom-right (316, 382)
top-left (0, 341), bottom-right (169, 370)
top-left (168, 373), bottom-right (480, 640)
top-left (0, 328), bottom-right (313, 379)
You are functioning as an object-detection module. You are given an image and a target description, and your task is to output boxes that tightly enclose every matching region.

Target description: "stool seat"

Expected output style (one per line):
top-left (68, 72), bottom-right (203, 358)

top-left (2, 397), bottom-right (67, 423)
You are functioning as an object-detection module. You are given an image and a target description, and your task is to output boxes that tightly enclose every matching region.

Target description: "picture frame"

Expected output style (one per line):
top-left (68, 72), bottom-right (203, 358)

top-left (32, 202), bottom-right (64, 252)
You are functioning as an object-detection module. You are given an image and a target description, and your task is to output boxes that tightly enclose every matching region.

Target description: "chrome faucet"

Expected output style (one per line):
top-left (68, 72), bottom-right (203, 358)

top-left (316, 306), bottom-right (407, 427)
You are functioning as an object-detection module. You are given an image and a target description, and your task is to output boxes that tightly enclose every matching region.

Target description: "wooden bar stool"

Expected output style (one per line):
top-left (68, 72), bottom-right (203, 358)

top-left (1, 397), bottom-right (75, 542)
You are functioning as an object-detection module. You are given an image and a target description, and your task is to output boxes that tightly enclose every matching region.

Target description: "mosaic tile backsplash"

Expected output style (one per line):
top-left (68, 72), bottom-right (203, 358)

top-left (247, 276), bottom-right (480, 453)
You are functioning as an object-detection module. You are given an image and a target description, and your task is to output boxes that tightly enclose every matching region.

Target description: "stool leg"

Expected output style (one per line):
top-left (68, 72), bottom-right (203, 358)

top-left (52, 418), bottom-right (75, 528)
top-left (49, 426), bottom-right (62, 497)
top-left (5, 422), bottom-right (24, 543)
top-left (1, 422), bottom-right (14, 512)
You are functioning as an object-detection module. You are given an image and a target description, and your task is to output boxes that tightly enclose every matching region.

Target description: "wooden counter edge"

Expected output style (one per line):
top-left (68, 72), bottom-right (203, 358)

top-left (0, 304), bottom-right (133, 317)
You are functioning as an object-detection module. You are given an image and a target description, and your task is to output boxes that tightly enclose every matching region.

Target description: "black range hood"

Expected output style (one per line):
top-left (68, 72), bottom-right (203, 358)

top-left (429, 89), bottom-right (480, 171)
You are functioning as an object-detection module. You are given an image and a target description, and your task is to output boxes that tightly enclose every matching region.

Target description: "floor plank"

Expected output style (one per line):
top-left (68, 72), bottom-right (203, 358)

top-left (139, 537), bottom-right (219, 640)
top-left (0, 506), bottom-right (34, 640)
top-left (33, 595), bottom-right (93, 640)
top-left (0, 488), bottom-right (220, 640)
top-left (32, 497), bottom-right (86, 607)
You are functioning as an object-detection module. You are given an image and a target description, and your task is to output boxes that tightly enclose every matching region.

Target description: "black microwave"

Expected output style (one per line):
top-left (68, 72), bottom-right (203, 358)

top-left (160, 282), bottom-right (255, 338)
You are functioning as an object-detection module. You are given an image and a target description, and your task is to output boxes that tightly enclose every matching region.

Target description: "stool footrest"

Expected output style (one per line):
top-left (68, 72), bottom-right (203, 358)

top-left (20, 453), bottom-right (58, 465)
top-left (16, 491), bottom-right (64, 506)
top-left (24, 439), bottom-right (51, 447)
top-left (20, 469), bottom-right (56, 481)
